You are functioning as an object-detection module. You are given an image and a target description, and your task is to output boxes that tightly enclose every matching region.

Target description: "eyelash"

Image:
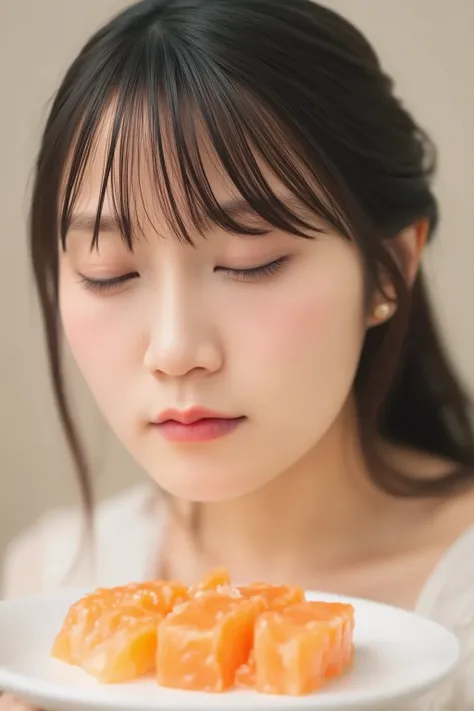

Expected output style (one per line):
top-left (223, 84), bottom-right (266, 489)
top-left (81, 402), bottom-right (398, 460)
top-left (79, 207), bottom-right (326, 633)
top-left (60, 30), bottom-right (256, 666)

top-left (78, 272), bottom-right (139, 293)
top-left (218, 256), bottom-right (289, 281)
top-left (78, 257), bottom-right (289, 293)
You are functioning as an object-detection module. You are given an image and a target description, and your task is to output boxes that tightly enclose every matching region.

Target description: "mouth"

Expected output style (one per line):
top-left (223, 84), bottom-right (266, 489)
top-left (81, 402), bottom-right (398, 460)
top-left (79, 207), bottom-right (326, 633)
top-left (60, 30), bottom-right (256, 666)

top-left (151, 408), bottom-right (246, 443)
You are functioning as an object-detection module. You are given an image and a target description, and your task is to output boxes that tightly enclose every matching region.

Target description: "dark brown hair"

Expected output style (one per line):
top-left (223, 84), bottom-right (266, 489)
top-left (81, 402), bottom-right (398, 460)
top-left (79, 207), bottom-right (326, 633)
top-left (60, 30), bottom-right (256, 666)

top-left (29, 0), bottom-right (474, 513)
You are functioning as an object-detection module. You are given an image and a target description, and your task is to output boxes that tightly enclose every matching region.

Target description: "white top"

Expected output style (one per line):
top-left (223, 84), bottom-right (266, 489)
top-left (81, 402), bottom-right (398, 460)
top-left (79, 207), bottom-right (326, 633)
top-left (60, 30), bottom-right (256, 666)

top-left (2, 484), bottom-right (474, 710)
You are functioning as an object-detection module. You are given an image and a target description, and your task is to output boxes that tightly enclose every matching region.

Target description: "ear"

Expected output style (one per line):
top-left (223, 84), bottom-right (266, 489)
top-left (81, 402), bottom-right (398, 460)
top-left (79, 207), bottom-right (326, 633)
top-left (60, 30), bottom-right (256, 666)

top-left (367, 218), bottom-right (429, 328)
top-left (391, 218), bottom-right (429, 287)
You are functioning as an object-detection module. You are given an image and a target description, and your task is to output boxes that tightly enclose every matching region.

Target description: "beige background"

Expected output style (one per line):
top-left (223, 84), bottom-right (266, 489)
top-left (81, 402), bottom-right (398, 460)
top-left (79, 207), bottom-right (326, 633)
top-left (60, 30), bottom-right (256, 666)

top-left (1, 0), bottom-right (473, 577)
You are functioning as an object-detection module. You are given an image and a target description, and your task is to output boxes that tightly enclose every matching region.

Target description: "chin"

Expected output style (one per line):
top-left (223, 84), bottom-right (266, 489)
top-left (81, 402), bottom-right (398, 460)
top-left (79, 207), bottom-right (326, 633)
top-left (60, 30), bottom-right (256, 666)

top-left (150, 467), bottom-right (261, 503)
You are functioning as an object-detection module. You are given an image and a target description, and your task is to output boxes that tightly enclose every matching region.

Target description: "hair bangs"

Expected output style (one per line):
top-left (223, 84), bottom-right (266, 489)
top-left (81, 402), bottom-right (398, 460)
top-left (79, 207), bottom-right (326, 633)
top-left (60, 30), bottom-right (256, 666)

top-left (59, 35), bottom-right (355, 252)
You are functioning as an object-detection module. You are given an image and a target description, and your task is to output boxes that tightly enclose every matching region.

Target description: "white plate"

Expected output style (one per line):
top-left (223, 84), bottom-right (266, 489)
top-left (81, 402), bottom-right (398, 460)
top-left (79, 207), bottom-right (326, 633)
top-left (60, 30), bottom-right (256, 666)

top-left (0, 588), bottom-right (460, 711)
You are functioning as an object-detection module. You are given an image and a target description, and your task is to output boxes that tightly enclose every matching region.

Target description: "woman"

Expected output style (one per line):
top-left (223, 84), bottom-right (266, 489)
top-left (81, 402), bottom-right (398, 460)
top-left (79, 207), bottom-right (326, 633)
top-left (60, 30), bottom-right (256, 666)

top-left (2, 0), bottom-right (474, 708)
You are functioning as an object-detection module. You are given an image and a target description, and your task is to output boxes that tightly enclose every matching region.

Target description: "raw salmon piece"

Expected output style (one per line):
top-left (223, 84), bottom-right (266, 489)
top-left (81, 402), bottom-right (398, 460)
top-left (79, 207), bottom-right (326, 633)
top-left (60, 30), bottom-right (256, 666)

top-left (254, 601), bottom-right (355, 695)
top-left (111, 581), bottom-right (189, 614)
top-left (234, 583), bottom-right (305, 688)
top-left (285, 602), bottom-right (355, 676)
top-left (237, 583), bottom-right (305, 612)
top-left (80, 605), bottom-right (163, 683)
top-left (157, 592), bottom-right (262, 692)
top-left (194, 568), bottom-right (232, 592)
top-left (52, 592), bottom-right (113, 664)
top-left (52, 581), bottom-right (187, 669)
top-left (235, 651), bottom-right (255, 688)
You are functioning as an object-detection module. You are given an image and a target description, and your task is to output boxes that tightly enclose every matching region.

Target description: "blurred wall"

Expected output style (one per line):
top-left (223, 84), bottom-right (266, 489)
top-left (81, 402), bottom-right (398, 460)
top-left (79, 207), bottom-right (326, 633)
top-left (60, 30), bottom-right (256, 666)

top-left (1, 0), bottom-right (473, 571)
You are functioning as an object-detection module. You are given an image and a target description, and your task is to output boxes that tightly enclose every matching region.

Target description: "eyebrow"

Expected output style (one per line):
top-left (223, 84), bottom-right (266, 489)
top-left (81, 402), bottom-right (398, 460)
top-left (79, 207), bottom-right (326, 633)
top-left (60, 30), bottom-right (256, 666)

top-left (67, 195), bottom-right (316, 237)
top-left (68, 212), bottom-right (122, 234)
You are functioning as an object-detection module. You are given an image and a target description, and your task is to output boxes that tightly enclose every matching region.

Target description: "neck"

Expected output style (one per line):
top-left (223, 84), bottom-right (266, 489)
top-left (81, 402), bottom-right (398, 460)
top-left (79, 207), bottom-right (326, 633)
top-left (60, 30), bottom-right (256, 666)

top-left (177, 400), bottom-right (395, 582)
top-left (164, 399), bottom-right (433, 587)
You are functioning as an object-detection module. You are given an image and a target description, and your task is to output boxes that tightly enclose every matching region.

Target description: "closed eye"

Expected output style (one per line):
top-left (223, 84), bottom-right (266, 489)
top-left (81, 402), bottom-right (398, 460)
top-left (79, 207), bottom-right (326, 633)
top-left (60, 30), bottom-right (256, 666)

top-left (217, 256), bottom-right (289, 282)
top-left (77, 272), bottom-right (139, 293)
top-left (77, 257), bottom-right (289, 293)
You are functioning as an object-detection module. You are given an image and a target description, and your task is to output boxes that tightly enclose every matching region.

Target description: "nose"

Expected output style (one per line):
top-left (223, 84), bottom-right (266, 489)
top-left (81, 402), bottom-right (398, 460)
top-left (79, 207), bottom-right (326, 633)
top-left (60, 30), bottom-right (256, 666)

top-left (143, 279), bottom-right (223, 379)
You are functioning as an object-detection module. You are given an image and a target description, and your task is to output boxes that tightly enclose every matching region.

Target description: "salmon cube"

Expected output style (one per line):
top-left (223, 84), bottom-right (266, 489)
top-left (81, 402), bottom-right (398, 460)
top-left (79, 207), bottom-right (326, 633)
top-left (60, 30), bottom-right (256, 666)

top-left (80, 605), bottom-right (163, 683)
top-left (237, 583), bottom-right (305, 612)
top-left (52, 580), bottom-right (188, 679)
top-left (235, 651), bottom-right (256, 688)
top-left (104, 580), bottom-right (189, 615)
top-left (254, 601), bottom-right (355, 695)
top-left (287, 602), bottom-right (355, 676)
top-left (157, 592), bottom-right (262, 692)
top-left (193, 568), bottom-right (232, 592)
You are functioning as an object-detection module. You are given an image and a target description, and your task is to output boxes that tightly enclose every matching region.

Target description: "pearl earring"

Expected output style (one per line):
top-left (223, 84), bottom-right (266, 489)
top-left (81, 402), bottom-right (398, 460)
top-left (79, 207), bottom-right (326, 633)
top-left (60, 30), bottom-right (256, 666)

top-left (374, 302), bottom-right (392, 321)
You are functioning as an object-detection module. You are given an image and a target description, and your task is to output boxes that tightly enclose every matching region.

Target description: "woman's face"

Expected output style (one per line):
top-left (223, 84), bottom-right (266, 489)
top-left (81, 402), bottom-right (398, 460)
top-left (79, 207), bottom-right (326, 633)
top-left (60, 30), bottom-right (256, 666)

top-left (59, 125), bottom-right (368, 502)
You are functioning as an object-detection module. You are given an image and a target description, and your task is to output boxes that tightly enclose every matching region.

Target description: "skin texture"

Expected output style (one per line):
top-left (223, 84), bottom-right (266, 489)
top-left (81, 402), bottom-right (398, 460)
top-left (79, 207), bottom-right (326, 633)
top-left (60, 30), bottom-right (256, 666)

top-left (60, 120), bottom-right (370, 505)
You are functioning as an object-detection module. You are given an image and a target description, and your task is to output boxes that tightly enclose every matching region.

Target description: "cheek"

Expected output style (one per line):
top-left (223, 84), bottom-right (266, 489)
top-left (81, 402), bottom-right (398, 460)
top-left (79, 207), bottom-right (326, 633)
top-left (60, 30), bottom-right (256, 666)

top-left (61, 305), bottom-right (105, 374)
top-left (59, 287), bottom-right (141, 385)
top-left (239, 268), bottom-right (365, 372)
top-left (232, 258), bottom-right (366, 444)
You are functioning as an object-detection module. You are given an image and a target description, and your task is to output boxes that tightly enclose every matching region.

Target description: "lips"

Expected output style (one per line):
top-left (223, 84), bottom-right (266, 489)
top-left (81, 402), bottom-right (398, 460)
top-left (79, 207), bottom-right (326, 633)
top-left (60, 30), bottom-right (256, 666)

top-left (154, 407), bottom-right (238, 426)
top-left (152, 408), bottom-right (245, 443)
